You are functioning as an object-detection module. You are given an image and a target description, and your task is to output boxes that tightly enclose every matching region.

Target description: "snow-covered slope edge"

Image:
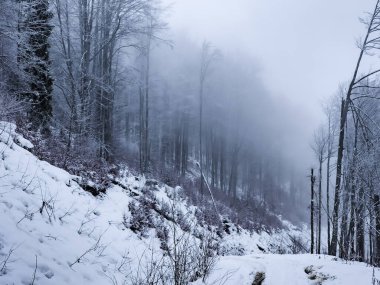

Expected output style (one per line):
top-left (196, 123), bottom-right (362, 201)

top-left (0, 122), bottom-right (159, 284)
top-left (0, 122), bottom-right (379, 285)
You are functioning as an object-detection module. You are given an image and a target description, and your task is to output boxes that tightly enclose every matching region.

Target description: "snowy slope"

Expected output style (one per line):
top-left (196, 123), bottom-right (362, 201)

top-left (0, 122), bottom-right (162, 284)
top-left (0, 122), bottom-right (379, 285)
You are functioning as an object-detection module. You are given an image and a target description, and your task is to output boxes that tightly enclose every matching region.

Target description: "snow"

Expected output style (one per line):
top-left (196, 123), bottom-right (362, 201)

top-left (195, 254), bottom-right (380, 285)
top-left (0, 121), bottom-right (379, 285)
top-left (0, 122), bottom-right (156, 284)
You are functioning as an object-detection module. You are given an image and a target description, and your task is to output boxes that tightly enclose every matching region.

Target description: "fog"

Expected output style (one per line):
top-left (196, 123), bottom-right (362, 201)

top-left (161, 0), bottom-right (374, 170)
top-left (2, 0), bottom-right (375, 223)
top-left (2, 0), bottom-right (380, 268)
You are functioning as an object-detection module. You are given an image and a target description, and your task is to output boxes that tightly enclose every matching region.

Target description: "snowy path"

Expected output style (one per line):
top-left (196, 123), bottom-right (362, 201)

top-left (197, 254), bottom-right (380, 285)
top-left (260, 255), bottom-right (311, 284)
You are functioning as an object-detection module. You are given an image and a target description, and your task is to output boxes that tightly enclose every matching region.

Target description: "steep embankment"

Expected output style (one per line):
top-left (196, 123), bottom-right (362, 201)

top-left (0, 122), bottom-right (378, 285)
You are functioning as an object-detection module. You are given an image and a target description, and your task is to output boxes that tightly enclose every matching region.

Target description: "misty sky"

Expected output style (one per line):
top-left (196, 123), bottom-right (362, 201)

top-left (161, 0), bottom-right (375, 168)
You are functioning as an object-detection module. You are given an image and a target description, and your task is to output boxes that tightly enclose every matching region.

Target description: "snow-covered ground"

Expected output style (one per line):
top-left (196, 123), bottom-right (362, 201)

top-left (196, 254), bottom-right (379, 285)
top-left (0, 122), bottom-right (379, 285)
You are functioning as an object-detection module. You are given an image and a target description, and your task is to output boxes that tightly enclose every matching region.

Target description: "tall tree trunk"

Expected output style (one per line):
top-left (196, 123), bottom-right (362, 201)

top-left (374, 194), bottom-right (380, 266)
top-left (144, 31), bottom-right (151, 172)
top-left (330, 99), bottom-right (345, 255)
top-left (199, 75), bottom-right (204, 194)
top-left (219, 138), bottom-right (225, 192)
top-left (356, 185), bottom-right (365, 261)
top-left (180, 114), bottom-right (189, 176)
top-left (78, 0), bottom-right (93, 135)
top-left (339, 178), bottom-right (350, 259)
top-left (311, 168), bottom-right (315, 254)
top-left (317, 157), bottom-right (323, 254)
top-left (326, 149), bottom-right (331, 253)
top-left (139, 86), bottom-right (144, 173)
top-left (229, 153), bottom-right (238, 203)
top-left (347, 118), bottom-right (359, 259)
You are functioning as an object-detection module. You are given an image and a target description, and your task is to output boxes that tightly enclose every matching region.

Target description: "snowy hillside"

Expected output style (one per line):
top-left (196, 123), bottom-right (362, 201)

top-left (0, 122), bottom-right (379, 285)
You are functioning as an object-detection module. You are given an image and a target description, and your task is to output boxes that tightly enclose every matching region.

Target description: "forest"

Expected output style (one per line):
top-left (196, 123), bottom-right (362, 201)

top-left (0, 0), bottom-right (308, 223)
top-left (1, 0), bottom-right (380, 284)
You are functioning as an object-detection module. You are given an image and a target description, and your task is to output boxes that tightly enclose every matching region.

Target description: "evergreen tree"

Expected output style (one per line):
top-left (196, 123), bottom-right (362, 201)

top-left (19, 0), bottom-right (53, 133)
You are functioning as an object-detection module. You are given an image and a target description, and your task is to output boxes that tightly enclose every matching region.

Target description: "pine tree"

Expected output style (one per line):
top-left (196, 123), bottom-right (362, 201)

top-left (19, 0), bottom-right (53, 133)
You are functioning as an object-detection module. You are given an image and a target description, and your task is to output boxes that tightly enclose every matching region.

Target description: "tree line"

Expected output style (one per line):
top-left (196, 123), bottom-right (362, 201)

top-left (0, 0), bottom-right (307, 223)
top-left (310, 0), bottom-right (380, 263)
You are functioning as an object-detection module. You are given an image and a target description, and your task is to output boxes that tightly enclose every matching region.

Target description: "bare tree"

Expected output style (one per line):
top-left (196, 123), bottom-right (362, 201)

top-left (331, 0), bottom-right (380, 256)
top-left (323, 100), bottom-right (338, 253)
top-left (138, 1), bottom-right (167, 173)
top-left (310, 168), bottom-right (316, 254)
top-left (311, 126), bottom-right (327, 254)
top-left (199, 41), bottom-right (218, 194)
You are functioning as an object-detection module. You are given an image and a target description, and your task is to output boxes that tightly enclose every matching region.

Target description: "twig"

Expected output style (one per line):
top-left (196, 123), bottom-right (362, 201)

top-left (59, 203), bottom-right (77, 223)
top-left (31, 255), bottom-right (38, 285)
top-left (69, 229), bottom-right (107, 268)
top-left (0, 246), bottom-right (17, 275)
top-left (17, 208), bottom-right (37, 225)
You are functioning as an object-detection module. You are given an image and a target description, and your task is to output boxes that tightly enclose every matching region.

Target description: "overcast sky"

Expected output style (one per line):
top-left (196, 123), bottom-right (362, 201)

top-left (161, 0), bottom-right (375, 167)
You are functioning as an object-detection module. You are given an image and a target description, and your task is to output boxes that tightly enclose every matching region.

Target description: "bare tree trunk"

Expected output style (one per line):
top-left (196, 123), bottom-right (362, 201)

top-left (54, 0), bottom-right (79, 153)
top-left (326, 148), bottom-right (331, 253)
top-left (211, 131), bottom-right (218, 188)
top-left (356, 185), bottom-right (365, 261)
top-left (325, 109), bottom-right (335, 254)
top-left (348, 191), bottom-right (356, 258)
top-left (139, 86), bottom-right (144, 173)
top-left (317, 157), bottom-right (323, 254)
top-left (198, 41), bottom-right (218, 194)
top-left (180, 114), bottom-right (189, 176)
top-left (229, 151), bottom-right (239, 203)
top-left (330, 98), bottom-right (345, 255)
top-left (339, 178), bottom-right (350, 259)
top-left (78, 0), bottom-right (94, 135)
top-left (219, 138), bottom-right (225, 192)
top-left (199, 74), bottom-right (204, 194)
top-left (144, 30), bottom-right (151, 172)
top-left (174, 120), bottom-right (181, 172)
top-left (311, 168), bottom-right (315, 254)
top-left (374, 194), bottom-right (380, 265)
top-left (347, 118), bottom-right (359, 259)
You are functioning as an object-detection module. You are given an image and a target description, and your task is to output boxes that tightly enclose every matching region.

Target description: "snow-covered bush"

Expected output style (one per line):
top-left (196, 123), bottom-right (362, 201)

top-left (194, 230), bottom-right (219, 281)
top-left (160, 228), bottom-right (218, 284)
top-left (288, 234), bottom-right (308, 254)
top-left (128, 200), bottom-right (155, 237)
top-left (14, 120), bottom-right (119, 197)
top-left (125, 183), bottom-right (220, 284)
top-left (126, 247), bottom-right (168, 285)
top-left (218, 242), bottom-right (246, 256)
top-left (0, 93), bottom-right (24, 122)
top-left (156, 222), bottom-right (170, 251)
